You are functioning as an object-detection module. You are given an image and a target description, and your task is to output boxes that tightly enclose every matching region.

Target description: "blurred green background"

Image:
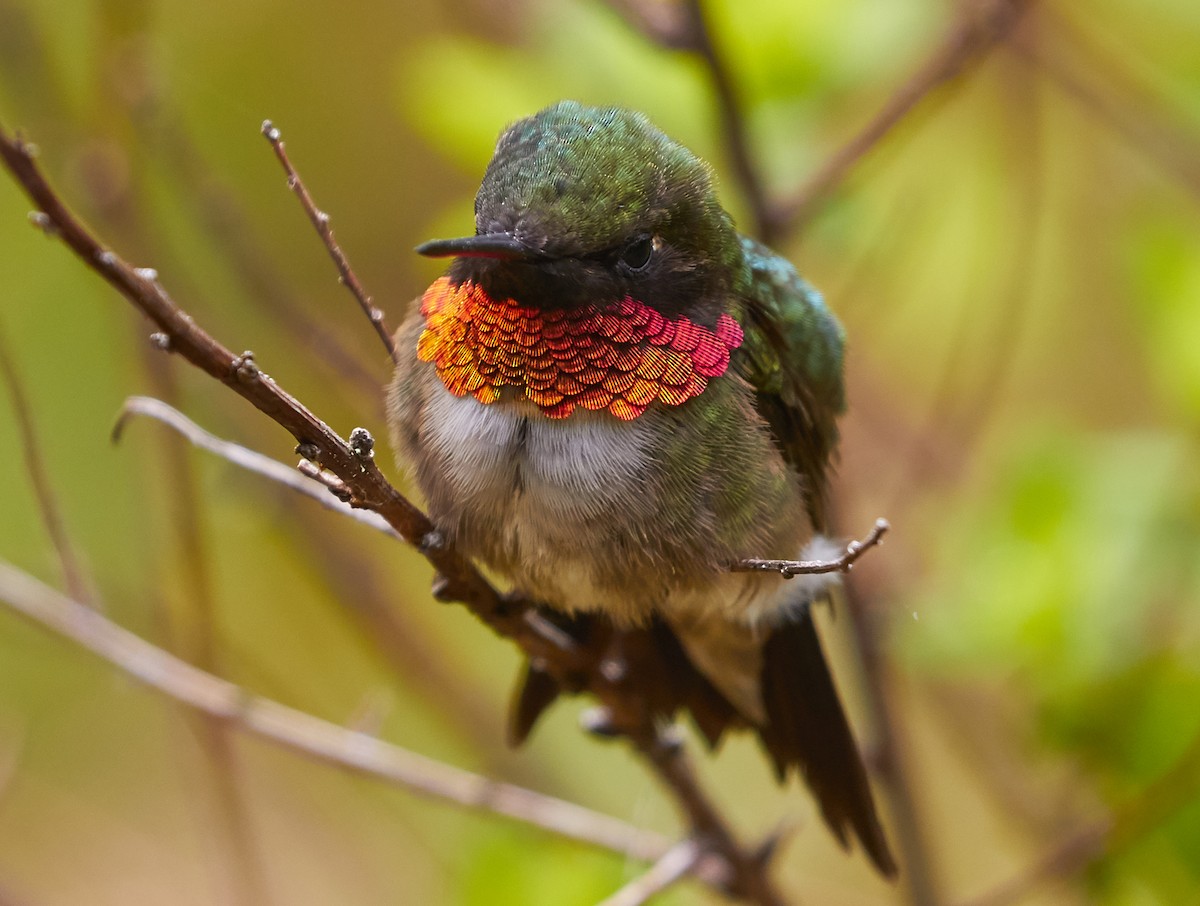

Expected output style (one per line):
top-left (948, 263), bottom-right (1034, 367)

top-left (1, 0), bottom-right (1199, 903)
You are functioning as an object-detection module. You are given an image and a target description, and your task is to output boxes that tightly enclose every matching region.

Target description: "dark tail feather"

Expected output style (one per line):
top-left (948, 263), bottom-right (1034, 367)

top-left (760, 609), bottom-right (897, 878)
top-left (506, 607), bottom-right (896, 878)
top-left (509, 661), bottom-right (563, 746)
top-left (507, 608), bottom-right (594, 746)
top-left (507, 610), bottom-right (741, 749)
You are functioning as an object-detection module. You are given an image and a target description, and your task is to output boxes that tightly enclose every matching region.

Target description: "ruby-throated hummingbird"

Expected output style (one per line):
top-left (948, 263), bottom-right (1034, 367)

top-left (388, 101), bottom-right (896, 876)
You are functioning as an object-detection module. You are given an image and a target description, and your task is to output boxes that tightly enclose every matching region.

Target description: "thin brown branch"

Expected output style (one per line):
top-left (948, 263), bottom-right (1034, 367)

top-left (1010, 16), bottom-right (1200, 204)
top-left (955, 819), bottom-right (1110, 906)
top-left (0, 880), bottom-right (35, 906)
top-left (132, 360), bottom-right (269, 906)
top-left (0, 559), bottom-right (671, 863)
top-left (601, 0), bottom-right (692, 49)
top-left (681, 0), bottom-right (775, 244)
top-left (0, 124), bottom-right (786, 904)
top-left (0, 325), bottom-right (94, 606)
top-left (113, 395), bottom-right (401, 540)
top-left (777, 0), bottom-right (1033, 236)
top-left (0, 720), bottom-right (23, 808)
top-left (596, 839), bottom-right (704, 906)
top-left (845, 583), bottom-right (941, 906)
top-left (603, 0), bottom-right (775, 242)
top-left (260, 120), bottom-right (397, 364)
top-left (0, 128), bottom-right (440, 568)
top-left (732, 518), bottom-right (889, 577)
top-left (150, 114), bottom-right (384, 402)
top-left (608, 0), bottom-right (1031, 238)
top-left (958, 725), bottom-right (1200, 906)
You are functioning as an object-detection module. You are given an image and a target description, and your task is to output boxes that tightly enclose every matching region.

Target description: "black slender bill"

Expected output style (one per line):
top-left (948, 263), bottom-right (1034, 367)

top-left (415, 233), bottom-right (544, 261)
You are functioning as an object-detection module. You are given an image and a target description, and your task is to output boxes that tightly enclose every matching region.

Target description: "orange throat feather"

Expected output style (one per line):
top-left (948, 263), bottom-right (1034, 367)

top-left (416, 276), bottom-right (744, 421)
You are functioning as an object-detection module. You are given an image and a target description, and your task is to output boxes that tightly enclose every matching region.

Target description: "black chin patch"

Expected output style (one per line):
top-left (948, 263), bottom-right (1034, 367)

top-left (450, 256), bottom-right (625, 313)
top-left (448, 248), bottom-right (726, 324)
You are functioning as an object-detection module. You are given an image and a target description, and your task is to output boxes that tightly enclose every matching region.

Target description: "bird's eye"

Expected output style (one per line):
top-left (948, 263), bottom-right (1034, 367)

top-left (619, 235), bottom-right (654, 272)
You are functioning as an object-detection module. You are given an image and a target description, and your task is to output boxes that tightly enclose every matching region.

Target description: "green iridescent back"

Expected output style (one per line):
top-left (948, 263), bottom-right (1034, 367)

top-left (735, 236), bottom-right (846, 529)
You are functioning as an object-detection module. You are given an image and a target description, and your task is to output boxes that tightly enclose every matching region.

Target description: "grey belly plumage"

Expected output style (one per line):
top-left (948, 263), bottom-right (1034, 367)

top-left (386, 313), bottom-right (837, 720)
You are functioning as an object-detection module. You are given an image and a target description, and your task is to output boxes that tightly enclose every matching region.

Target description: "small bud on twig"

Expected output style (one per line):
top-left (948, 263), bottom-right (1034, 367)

top-left (348, 426), bottom-right (375, 459)
top-left (231, 350), bottom-right (259, 382)
top-left (27, 210), bottom-right (57, 236)
top-left (581, 706), bottom-right (620, 739)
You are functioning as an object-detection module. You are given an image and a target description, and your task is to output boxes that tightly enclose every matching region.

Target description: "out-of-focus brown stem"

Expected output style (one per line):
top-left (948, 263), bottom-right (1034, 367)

top-left (778, 0), bottom-right (1033, 236)
top-left (681, 0), bottom-right (776, 244)
top-left (845, 581), bottom-right (941, 906)
top-left (0, 327), bottom-right (94, 606)
top-left (958, 727), bottom-right (1200, 906)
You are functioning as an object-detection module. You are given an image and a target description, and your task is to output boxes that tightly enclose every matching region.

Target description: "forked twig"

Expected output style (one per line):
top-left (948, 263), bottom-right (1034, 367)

top-left (597, 839), bottom-right (706, 906)
top-left (777, 0), bottom-right (1033, 234)
top-left (152, 115), bottom-right (384, 401)
top-left (733, 519), bottom-right (889, 577)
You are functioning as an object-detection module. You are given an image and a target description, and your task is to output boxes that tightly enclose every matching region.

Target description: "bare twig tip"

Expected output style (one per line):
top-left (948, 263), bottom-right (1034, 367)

top-left (656, 725), bottom-right (684, 755)
top-left (429, 573), bottom-right (452, 601)
top-left (109, 412), bottom-right (131, 445)
top-left (261, 125), bottom-right (396, 362)
top-left (730, 515), bottom-right (891, 578)
top-left (580, 706), bottom-right (620, 739)
top-left (27, 210), bottom-right (57, 236)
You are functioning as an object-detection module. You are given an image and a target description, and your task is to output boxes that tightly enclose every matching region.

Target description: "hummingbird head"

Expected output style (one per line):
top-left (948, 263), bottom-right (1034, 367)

top-left (414, 102), bottom-right (746, 421)
top-left (418, 101), bottom-right (742, 318)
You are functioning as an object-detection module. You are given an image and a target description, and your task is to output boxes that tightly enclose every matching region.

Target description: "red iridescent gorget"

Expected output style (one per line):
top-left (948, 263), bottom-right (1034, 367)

top-left (416, 276), bottom-right (744, 421)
